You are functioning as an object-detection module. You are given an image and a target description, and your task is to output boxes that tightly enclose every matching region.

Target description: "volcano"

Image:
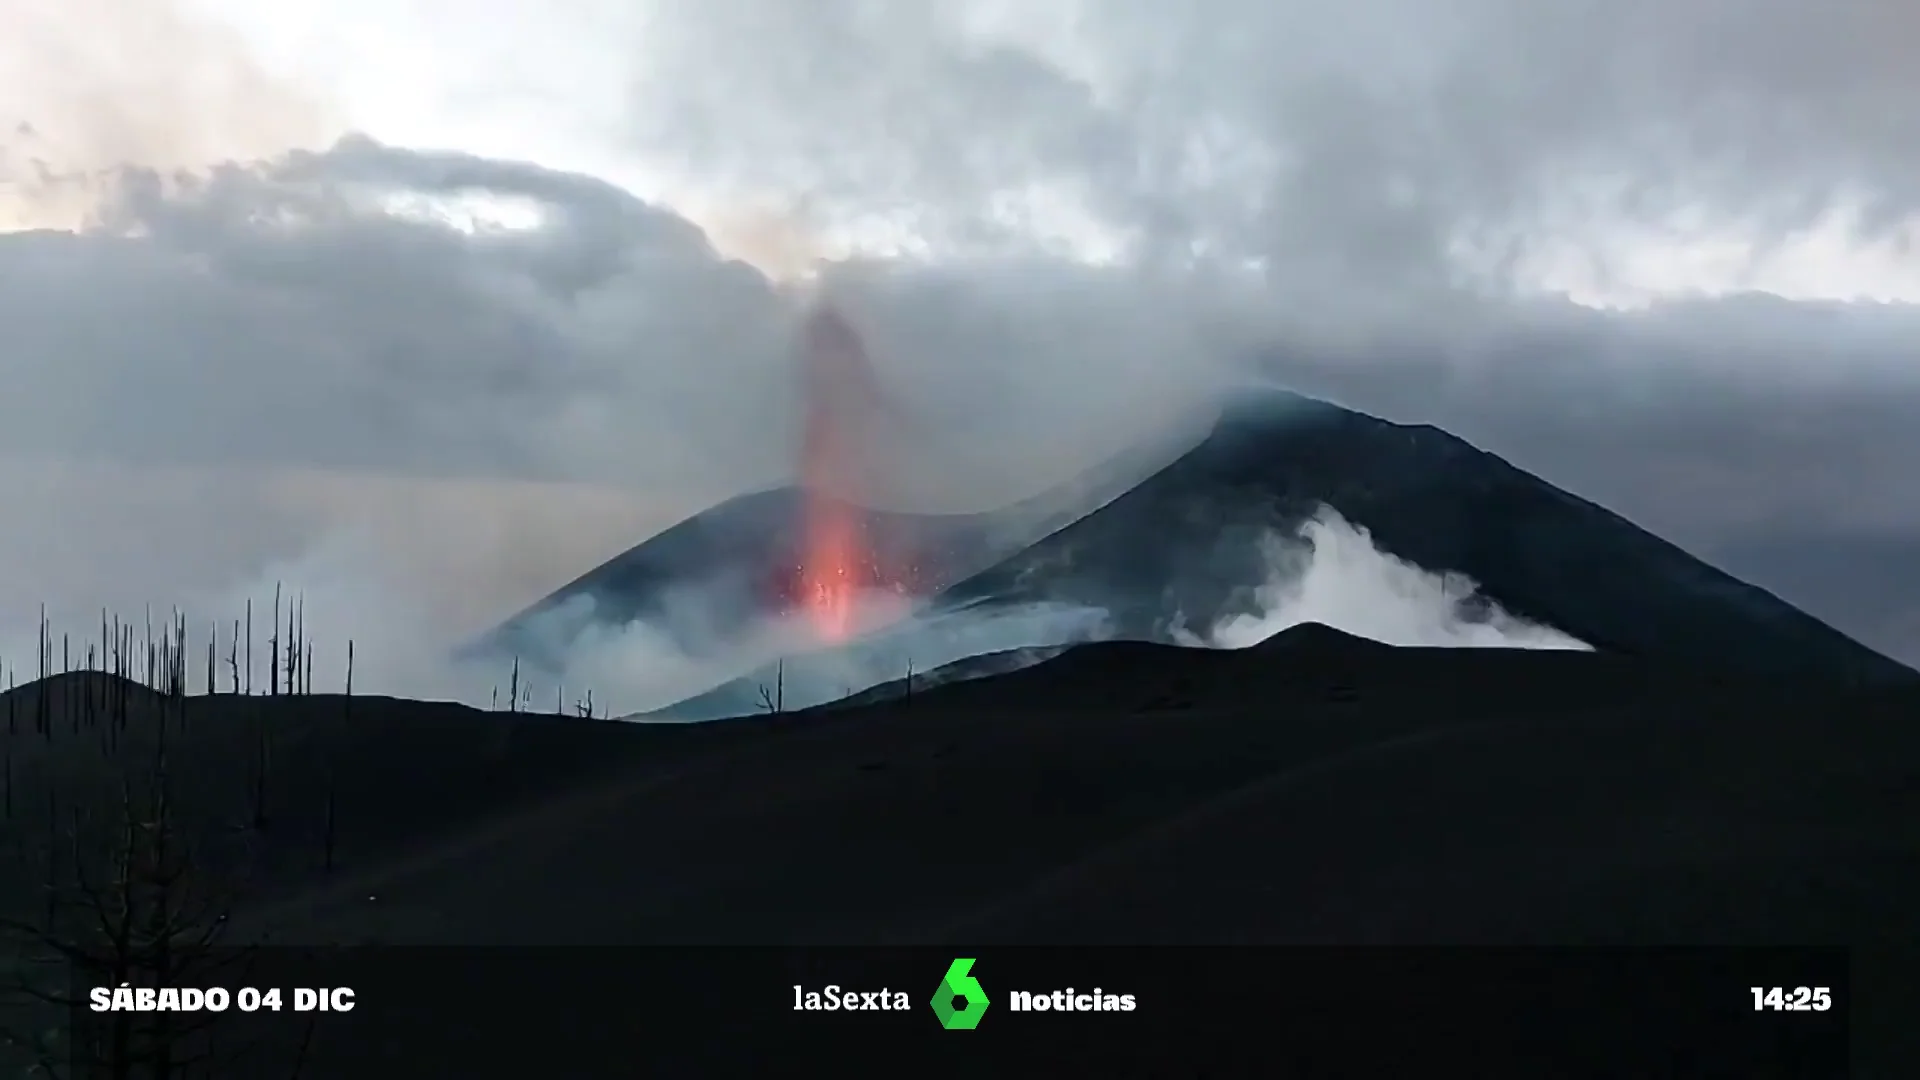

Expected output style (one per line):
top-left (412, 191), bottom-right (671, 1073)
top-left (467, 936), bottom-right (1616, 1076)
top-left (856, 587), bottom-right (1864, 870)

top-left (475, 380), bottom-right (1911, 720)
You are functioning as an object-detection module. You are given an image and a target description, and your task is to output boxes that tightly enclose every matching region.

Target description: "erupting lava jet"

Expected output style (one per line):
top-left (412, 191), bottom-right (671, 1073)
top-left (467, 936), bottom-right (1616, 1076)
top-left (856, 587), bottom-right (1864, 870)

top-left (795, 301), bottom-right (913, 641)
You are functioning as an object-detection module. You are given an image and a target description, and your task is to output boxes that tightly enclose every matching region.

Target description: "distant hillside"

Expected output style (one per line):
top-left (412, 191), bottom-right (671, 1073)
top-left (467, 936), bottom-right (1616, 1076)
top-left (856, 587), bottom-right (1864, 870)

top-left (935, 387), bottom-right (1911, 684)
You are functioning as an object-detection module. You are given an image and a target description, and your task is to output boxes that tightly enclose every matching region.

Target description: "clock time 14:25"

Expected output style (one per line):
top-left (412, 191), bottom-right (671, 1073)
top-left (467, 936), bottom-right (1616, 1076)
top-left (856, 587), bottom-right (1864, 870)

top-left (1750, 986), bottom-right (1832, 1011)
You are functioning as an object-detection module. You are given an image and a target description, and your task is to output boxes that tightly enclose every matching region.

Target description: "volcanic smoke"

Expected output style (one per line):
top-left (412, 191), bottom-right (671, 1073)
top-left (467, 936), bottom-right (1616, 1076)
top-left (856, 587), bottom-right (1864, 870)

top-left (796, 302), bottom-right (890, 642)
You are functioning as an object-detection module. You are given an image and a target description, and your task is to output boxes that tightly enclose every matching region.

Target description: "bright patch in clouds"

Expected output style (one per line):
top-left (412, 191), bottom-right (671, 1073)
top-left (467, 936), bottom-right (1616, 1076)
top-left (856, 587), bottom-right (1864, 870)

top-left (5, 0), bottom-right (1917, 306)
top-left (376, 188), bottom-right (550, 234)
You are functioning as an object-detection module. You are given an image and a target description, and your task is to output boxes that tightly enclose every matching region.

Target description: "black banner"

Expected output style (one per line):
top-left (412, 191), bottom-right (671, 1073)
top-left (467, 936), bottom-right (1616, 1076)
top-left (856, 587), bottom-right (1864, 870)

top-left (62, 946), bottom-right (1848, 1077)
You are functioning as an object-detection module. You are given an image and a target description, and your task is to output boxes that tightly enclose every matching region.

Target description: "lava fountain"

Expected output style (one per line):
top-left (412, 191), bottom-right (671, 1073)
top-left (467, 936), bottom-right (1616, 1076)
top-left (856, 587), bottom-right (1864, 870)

top-left (796, 302), bottom-right (890, 642)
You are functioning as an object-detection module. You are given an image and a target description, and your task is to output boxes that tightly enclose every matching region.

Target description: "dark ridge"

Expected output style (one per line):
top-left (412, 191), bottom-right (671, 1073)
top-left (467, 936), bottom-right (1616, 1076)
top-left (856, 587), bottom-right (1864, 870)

top-left (806, 621), bottom-right (1782, 718)
top-left (0, 668), bottom-right (166, 719)
top-left (0, 667), bottom-right (163, 700)
top-left (812, 622), bottom-right (1391, 713)
top-left (811, 624), bottom-right (1382, 713)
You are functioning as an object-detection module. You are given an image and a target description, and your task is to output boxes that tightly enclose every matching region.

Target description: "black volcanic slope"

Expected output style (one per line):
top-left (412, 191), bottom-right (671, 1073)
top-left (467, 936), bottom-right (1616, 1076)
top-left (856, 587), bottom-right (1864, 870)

top-left (935, 387), bottom-right (1911, 683)
top-left (8, 624), bottom-right (1914, 955)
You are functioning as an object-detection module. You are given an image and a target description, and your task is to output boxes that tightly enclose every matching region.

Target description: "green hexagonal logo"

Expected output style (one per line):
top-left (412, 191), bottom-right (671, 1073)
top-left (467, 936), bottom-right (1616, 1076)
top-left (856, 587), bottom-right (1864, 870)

top-left (931, 957), bottom-right (990, 1030)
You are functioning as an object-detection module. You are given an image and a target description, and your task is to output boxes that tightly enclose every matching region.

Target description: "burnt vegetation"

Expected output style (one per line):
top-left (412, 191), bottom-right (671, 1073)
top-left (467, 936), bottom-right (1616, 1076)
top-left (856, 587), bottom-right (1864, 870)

top-left (0, 591), bottom-right (624, 1077)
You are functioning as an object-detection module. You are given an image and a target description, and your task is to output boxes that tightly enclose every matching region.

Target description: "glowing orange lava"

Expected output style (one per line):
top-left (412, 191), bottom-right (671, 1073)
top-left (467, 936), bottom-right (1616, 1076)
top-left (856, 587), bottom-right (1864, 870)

top-left (800, 506), bottom-right (860, 640)
top-left (797, 303), bottom-right (885, 642)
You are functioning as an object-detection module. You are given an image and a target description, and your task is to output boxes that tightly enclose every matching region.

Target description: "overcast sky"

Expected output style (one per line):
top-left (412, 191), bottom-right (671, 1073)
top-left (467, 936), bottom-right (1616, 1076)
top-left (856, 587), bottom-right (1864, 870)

top-left (3, 0), bottom-right (1919, 670)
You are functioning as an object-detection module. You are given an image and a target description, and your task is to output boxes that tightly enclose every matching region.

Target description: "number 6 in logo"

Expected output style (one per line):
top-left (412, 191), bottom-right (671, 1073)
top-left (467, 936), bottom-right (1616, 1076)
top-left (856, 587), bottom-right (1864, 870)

top-left (931, 958), bottom-right (991, 1030)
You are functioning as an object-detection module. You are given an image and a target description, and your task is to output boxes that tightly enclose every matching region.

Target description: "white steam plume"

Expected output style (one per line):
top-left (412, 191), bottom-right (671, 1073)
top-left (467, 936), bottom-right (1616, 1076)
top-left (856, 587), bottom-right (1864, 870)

top-left (1174, 508), bottom-right (1591, 652)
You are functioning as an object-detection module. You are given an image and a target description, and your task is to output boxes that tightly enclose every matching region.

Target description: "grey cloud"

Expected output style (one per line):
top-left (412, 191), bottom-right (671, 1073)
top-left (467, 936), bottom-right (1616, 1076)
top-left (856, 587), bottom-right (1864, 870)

top-left (622, 0), bottom-right (1920, 295)
top-left (0, 139), bottom-right (791, 488)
